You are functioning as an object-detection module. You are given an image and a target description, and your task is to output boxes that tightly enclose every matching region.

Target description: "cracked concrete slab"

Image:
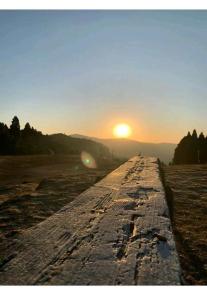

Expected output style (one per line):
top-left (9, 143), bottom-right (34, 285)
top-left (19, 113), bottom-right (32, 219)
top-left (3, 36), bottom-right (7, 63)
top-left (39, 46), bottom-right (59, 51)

top-left (0, 156), bottom-right (181, 285)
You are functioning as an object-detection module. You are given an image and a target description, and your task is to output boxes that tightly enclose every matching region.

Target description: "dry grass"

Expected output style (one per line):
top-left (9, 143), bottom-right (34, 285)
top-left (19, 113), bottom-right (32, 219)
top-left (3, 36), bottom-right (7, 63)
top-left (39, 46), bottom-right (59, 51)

top-left (163, 164), bottom-right (207, 285)
top-left (0, 154), bottom-right (123, 264)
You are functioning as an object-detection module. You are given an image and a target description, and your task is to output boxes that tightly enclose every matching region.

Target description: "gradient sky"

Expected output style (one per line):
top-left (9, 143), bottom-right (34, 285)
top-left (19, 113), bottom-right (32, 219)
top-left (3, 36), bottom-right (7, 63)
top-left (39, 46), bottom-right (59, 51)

top-left (1, 10), bottom-right (207, 143)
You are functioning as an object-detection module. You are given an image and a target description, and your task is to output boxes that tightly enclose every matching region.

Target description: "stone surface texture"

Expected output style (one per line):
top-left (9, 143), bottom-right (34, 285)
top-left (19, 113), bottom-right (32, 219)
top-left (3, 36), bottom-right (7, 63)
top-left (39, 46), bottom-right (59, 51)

top-left (0, 156), bottom-right (181, 285)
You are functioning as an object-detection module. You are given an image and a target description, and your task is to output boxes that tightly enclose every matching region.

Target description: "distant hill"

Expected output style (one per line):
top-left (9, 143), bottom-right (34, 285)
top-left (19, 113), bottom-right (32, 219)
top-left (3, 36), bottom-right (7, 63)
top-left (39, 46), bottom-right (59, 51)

top-left (0, 117), bottom-right (113, 164)
top-left (71, 134), bottom-right (176, 164)
top-left (48, 134), bottom-right (112, 160)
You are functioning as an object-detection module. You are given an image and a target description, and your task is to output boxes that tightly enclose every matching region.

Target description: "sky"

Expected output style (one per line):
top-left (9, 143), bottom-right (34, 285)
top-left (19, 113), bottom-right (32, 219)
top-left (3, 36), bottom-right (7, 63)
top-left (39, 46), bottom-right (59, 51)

top-left (0, 10), bottom-right (207, 143)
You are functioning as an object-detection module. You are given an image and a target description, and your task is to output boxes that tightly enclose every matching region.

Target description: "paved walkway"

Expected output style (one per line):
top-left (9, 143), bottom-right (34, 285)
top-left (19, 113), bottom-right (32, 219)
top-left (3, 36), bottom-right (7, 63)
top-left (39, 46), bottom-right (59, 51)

top-left (0, 156), bottom-right (180, 285)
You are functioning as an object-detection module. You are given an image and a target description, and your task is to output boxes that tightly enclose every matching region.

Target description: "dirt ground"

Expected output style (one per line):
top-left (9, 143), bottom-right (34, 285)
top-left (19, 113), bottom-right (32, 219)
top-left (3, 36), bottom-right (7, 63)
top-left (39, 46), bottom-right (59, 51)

top-left (0, 154), bottom-right (123, 265)
top-left (163, 164), bottom-right (207, 285)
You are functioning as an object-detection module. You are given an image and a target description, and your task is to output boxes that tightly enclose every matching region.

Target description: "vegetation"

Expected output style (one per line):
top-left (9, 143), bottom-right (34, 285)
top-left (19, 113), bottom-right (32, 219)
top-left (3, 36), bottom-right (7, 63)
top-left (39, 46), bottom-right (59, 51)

top-left (0, 116), bottom-right (112, 162)
top-left (173, 130), bottom-right (207, 164)
top-left (163, 164), bottom-right (207, 284)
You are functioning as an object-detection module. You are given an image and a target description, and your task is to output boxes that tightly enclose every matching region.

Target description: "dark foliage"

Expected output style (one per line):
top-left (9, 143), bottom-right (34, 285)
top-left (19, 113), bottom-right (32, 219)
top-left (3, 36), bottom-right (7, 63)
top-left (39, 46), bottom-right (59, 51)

top-left (0, 117), bottom-right (112, 161)
top-left (173, 130), bottom-right (207, 164)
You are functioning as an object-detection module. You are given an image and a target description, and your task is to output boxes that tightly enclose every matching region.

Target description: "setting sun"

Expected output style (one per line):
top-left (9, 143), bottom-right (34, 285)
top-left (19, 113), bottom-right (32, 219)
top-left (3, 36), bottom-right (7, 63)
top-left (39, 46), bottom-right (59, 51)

top-left (113, 123), bottom-right (132, 138)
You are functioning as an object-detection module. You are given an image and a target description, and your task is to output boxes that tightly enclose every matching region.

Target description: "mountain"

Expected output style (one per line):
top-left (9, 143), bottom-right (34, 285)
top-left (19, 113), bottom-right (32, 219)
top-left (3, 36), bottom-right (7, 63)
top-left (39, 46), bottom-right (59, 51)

top-left (71, 134), bottom-right (176, 164)
top-left (48, 134), bottom-right (111, 158)
top-left (0, 116), bottom-right (112, 161)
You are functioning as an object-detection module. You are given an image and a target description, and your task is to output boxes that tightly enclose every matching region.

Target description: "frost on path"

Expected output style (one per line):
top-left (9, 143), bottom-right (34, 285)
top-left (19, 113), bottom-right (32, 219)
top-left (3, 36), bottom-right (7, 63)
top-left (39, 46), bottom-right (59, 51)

top-left (0, 156), bottom-right (180, 285)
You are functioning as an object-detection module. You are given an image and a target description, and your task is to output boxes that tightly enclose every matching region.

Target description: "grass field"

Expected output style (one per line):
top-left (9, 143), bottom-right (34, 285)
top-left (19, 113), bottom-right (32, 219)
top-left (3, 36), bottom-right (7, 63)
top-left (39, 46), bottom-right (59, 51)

top-left (163, 164), bottom-right (207, 285)
top-left (0, 154), bottom-right (123, 264)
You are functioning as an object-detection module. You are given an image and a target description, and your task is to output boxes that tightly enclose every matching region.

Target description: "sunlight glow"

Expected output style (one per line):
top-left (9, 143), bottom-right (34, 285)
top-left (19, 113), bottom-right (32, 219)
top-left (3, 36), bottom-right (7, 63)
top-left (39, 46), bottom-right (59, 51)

top-left (113, 123), bottom-right (132, 138)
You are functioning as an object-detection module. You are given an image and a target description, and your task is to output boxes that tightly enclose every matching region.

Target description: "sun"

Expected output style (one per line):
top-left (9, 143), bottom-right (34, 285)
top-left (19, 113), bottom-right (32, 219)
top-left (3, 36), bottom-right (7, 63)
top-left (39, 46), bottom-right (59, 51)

top-left (113, 123), bottom-right (132, 138)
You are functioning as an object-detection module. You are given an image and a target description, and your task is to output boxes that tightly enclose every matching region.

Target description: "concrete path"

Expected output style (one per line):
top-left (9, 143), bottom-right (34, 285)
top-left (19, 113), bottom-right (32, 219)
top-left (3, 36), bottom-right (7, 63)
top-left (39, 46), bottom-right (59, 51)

top-left (0, 156), bottom-right (180, 285)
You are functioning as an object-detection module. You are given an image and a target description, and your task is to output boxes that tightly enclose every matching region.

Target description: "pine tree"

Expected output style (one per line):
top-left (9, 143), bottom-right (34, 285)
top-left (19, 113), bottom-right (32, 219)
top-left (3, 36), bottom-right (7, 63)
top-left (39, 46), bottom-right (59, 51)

top-left (10, 116), bottom-right (20, 138)
top-left (0, 122), bottom-right (10, 154)
top-left (198, 132), bottom-right (206, 163)
top-left (192, 129), bottom-right (198, 139)
top-left (173, 130), bottom-right (207, 164)
top-left (22, 122), bottom-right (32, 136)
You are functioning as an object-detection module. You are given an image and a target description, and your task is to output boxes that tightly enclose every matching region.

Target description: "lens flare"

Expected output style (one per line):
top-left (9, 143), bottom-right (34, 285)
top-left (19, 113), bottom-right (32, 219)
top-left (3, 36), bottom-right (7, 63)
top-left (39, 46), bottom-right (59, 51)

top-left (81, 151), bottom-right (97, 169)
top-left (113, 123), bottom-right (131, 138)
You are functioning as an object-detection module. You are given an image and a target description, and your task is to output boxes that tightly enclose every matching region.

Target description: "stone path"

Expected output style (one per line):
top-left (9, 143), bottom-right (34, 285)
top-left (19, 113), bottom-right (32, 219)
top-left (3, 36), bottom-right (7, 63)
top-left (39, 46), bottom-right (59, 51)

top-left (0, 156), bottom-right (180, 285)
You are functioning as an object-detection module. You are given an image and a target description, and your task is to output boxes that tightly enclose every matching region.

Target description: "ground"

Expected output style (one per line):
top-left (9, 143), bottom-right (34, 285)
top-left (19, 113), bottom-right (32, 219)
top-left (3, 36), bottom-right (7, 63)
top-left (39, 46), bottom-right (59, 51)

top-left (163, 164), bottom-right (207, 285)
top-left (0, 156), bottom-right (180, 285)
top-left (0, 154), bottom-right (123, 265)
top-left (0, 156), bottom-right (207, 285)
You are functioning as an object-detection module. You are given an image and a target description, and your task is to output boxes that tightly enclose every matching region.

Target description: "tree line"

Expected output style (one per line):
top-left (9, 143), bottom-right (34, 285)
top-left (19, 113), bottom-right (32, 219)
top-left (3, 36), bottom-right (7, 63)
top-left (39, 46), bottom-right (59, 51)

top-left (0, 116), bottom-right (111, 161)
top-left (0, 116), bottom-right (43, 154)
top-left (173, 129), bottom-right (207, 164)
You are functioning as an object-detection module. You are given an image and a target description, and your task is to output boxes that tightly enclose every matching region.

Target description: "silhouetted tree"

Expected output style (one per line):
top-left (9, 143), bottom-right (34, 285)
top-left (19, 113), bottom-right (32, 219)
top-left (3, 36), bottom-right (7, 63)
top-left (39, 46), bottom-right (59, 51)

top-left (10, 116), bottom-right (20, 138)
top-left (8, 116), bottom-right (21, 154)
top-left (173, 130), bottom-right (207, 164)
top-left (0, 122), bottom-right (10, 154)
top-left (198, 132), bottom-right (206, 163)
top-left (24, 122), bottom-right (31, 131)
top-left (22, 122), bottom-right (32, 137)
top-left (192, 129), bottom-right (198, 139)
